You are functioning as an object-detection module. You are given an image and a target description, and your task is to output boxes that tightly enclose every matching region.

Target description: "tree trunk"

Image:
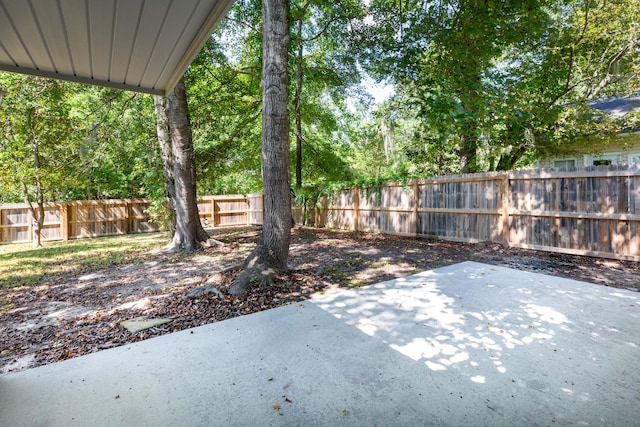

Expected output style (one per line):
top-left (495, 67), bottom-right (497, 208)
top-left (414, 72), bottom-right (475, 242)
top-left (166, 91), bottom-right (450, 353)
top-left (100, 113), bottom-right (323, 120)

top-left (230, 0), bottom-right (292, 295)
top-left (155, 77), bottom-right (209, 252)
top-left (154, 95), bottom-right (177, 232)
top-left (458, 119), bottom-right (478, 173)
top-left (459, 130), bottom-right (478, 173)
top-left (25, 113), bottom-right (44, 248)
top-left (496, 128), bottom-right (536, 171)
top-left (381, 116), bottom-right (395, 163)
top-left (294, 16), bottom-right (304, 189)
top-left (21, 181), bottom-right (44, 249)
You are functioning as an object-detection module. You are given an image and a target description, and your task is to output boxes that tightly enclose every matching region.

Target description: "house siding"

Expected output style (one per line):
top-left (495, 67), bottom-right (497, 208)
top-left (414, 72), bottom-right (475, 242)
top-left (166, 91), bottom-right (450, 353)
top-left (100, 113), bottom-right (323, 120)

top-left (539, 133), bottom-right (640, 168)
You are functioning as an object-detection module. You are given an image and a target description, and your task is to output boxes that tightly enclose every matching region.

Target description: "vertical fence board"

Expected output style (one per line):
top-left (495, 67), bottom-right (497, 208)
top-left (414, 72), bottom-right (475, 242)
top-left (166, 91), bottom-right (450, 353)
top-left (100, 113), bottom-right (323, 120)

top-left (1, 195), bottom-right (255, 244)
top-left (314, 166), bottom-right (640, 261)
top-left (3, 166), bottom-right (640, 261)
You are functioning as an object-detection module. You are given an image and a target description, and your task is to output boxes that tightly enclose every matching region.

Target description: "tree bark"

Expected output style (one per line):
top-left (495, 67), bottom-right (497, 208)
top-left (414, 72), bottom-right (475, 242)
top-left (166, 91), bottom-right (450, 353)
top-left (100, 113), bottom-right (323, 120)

top-left (154, 95), bottom-right (177, 232)
top-left (24, 111), bottom-right (44, 248)
top-left (21, 181), bottom-right (44, 249)
top-left (230, 0), bottom-right (292, 295)
top-left (154, 77), bottom-right (209, 252)
top-left (459, 136), bottom-right (477, 173)
top-left (458, 117), bottom-right (478, 173)
top-left (294, 15), bottom-right (304, 189)
top-left (496, 128), bottom-right (536, 171)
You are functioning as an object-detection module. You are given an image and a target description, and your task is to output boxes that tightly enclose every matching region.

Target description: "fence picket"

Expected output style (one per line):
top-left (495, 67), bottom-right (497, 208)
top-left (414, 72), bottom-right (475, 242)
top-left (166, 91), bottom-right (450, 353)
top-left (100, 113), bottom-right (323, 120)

top-left (316, 166), bottom-right (640, 261)
top-left (1, 195), bottom-right (254, 244)
top-left (3, 166), bottom-right (639, 261)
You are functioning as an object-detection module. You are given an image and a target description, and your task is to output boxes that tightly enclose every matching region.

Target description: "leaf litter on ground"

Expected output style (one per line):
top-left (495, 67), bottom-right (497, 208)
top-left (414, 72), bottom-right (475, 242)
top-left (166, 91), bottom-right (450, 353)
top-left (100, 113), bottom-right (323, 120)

top-left (1, 226), bottom-right (638, 375)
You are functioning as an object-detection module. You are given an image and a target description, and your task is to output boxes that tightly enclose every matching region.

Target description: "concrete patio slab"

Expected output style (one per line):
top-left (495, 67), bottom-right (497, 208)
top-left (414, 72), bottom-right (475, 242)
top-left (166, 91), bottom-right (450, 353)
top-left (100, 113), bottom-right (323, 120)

top-left (1, 261), bottom-right (639, 426)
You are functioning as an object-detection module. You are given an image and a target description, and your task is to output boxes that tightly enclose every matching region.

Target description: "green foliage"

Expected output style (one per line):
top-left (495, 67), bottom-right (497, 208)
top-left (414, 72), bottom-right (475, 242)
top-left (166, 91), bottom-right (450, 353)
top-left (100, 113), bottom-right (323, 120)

top-left (67, 87), bottom-right (160, 200)
top-left (0, 74), bottom-right (162, 203)
top-left (0, 73), bottom-right (83, 203)
top-left (183, 0), bottom-right (366, 194)
top-left (3, 0), bottom-right (638, 205)
top-left (357, 0), bottom-right (640, 172)
top-left (185, 15), bottom-right (265, 195)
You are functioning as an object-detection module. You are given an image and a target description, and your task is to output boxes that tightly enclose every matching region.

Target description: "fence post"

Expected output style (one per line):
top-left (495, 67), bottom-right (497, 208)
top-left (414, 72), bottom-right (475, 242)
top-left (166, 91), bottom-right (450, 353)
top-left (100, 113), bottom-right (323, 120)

top-left (124, 200), bottom-right (131, 234)
top-left (413, 180), bottom-right (419, 236)
top-left (246, 194), bottom-right (250, 226)
top-left (210, 197), bottom-right (215, 227)
top-left (353, 187), bottom-right (360, 232)
top-left (29, 208), bottom-right (34, 244)
top-left (500, 173), bottom-right (510, 247)
top-left (211, 196), bottom-right (218, 227)
top-left (60, 202), bottom-right (69, 240)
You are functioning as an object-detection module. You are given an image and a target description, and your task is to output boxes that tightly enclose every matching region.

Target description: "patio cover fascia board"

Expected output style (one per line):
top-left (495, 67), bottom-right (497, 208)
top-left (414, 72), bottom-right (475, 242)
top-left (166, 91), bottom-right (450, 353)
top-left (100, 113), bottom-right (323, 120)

top-left (0, 0), bottom-right (236, 96)
top-left (162, 0), bottom-right (236, 97)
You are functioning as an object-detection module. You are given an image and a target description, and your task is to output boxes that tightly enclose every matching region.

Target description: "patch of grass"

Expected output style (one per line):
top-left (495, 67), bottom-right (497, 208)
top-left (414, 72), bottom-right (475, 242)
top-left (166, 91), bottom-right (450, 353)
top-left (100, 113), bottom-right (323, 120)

top-left (327, 268), bottom-right (349, 280)
top-left (347, 279), bottom-right (365, 288)
top-left (0, 232), bottom-right (169, 289)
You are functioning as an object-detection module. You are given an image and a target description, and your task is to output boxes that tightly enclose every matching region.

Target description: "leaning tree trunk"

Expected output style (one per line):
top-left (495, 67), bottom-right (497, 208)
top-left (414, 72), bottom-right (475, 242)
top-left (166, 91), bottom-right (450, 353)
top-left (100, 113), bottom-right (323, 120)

top-left (156, 77), bottom-right (208, 252)
top-left (229, 0), bottom-right (292, 295)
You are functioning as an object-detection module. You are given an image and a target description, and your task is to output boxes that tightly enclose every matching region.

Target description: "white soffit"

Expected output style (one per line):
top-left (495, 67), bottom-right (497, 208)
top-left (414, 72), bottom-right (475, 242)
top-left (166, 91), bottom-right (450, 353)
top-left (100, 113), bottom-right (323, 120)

top-left (0, 0), bottom-right (235, 95)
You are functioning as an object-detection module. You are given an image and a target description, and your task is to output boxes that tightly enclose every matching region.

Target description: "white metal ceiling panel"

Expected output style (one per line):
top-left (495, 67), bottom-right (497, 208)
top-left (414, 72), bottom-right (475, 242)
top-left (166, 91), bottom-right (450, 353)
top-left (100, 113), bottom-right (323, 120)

top-left (59, 0), bottom-right (91, 78)
top-left (109, 1), bottom-right (144, 84)
top-left (127, 0), bottom-right (172, 88)
top-left (1, 1), bottom-right (44, 69)
top-left (30, 1), bottom-right (74, 75)
top-left (88, 0), bottom-right (116, 82)
top-left (143, 0), bottom-right (202, 89)
top-left (0, 0), bottom-right (236, 95)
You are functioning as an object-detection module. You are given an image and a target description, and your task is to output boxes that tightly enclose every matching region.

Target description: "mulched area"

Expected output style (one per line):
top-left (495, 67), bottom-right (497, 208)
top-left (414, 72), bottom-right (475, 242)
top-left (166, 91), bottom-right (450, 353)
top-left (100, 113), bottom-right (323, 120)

top-left (2, 226), bottom-right (638, 375)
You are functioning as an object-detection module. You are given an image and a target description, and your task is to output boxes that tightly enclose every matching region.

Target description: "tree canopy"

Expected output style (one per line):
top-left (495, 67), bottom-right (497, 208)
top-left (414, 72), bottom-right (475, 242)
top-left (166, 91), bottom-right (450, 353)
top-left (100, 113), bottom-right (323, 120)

top-left (1, 0), bottom-right (638, 207)
top-left (358, 0), bottom-right (640, 173)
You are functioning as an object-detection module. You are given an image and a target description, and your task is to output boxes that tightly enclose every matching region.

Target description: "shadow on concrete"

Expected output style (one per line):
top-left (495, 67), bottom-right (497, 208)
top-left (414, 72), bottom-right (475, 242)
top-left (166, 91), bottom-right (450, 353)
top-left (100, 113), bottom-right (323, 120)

top-left (1, 262), bottom-right (639, 426)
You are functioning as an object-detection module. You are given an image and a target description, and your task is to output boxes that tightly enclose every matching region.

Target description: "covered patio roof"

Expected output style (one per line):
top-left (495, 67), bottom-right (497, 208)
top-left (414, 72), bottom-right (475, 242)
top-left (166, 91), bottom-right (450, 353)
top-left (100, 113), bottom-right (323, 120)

top-left (0, 0), bottom-right (236, 96)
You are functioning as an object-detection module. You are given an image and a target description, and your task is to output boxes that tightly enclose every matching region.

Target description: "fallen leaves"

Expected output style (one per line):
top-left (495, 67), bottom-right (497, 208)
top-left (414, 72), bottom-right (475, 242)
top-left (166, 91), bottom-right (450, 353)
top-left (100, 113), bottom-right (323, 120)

top-left (2, 226), bottom-right (638, 375)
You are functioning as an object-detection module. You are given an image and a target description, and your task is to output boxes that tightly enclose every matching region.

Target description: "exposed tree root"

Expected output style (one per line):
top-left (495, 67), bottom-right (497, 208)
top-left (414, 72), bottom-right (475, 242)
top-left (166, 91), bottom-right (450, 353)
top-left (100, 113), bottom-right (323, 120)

top-left (162, 229), bottom-right (223, 254)
top-left (180, 264), bottom-right (242, 301)
top-left (228, 247), bottom-right (284, 295)
top-left (181, 284), bottom-right (225, 301)
top-left (228, 264), bottom-right (279, 295)
top-left (162, 240), bottom-right (200, 254)
top-left (201, 237), bottom-right (225, 248)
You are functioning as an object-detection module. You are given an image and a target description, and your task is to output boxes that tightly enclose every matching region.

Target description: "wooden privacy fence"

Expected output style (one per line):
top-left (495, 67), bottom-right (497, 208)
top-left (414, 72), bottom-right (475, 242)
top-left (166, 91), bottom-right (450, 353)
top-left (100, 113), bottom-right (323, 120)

top-left (310, 165), bottom-right (640, 261)
top-left (3, 166), bottom-right (639, 261)
top-left (0, 194), bottom-right (263, 244)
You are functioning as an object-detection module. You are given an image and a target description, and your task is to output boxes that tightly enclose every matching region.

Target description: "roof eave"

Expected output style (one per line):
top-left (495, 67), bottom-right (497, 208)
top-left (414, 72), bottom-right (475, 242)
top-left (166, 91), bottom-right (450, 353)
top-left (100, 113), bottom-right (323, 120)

top-left (0, 0), bottom-right (236, 97)
top-left (162, 0), bottom-right (235, 96)
top-left (0, 63), bottom-right (165, 96)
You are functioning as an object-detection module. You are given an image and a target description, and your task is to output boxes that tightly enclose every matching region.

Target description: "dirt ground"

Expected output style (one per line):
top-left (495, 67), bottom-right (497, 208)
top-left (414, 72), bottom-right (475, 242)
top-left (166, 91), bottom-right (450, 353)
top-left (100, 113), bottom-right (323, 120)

top-left (2, 226), bottom-right (639, 375)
